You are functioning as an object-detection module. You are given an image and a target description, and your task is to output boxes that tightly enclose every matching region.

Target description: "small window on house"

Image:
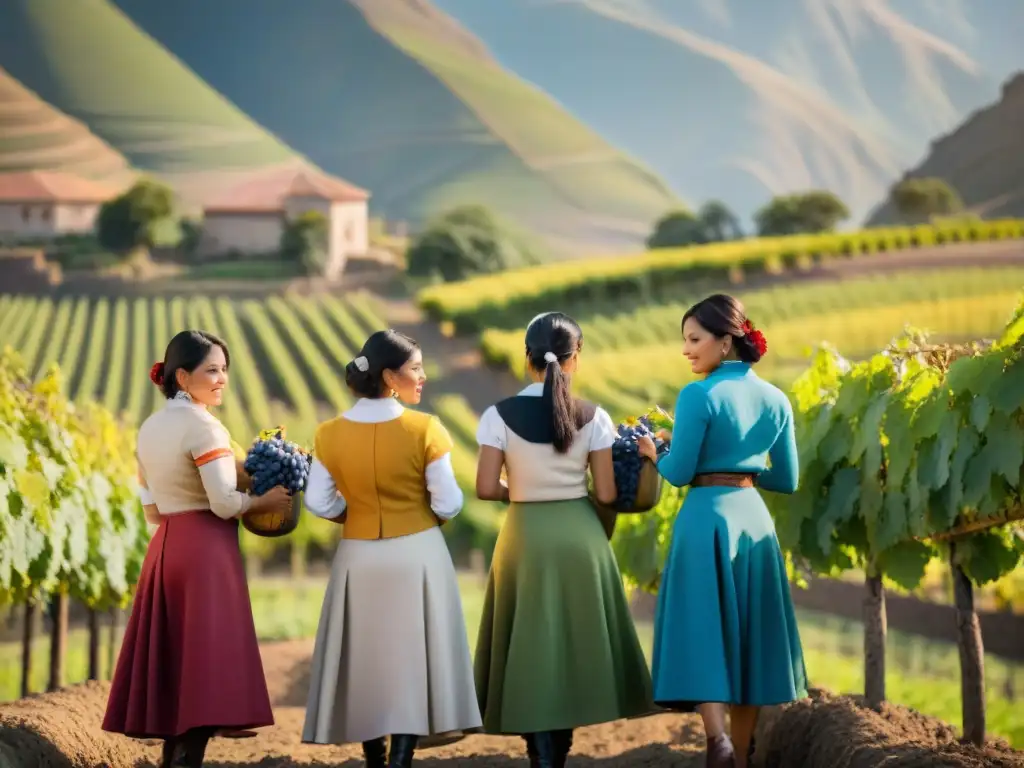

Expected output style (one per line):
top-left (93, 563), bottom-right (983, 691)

top-left (41, 207), bottom-right (51, 222)
top-left (21, 206), bottom-right (30, 222)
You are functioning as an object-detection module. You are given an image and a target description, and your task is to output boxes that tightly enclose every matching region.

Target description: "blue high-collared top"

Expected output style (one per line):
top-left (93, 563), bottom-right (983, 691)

top-left (655, 360), bottom-right (798, 493)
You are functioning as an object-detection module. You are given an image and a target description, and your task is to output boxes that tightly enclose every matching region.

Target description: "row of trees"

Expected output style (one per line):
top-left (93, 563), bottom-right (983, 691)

top-left (646, 177), bottom-right (965, 251)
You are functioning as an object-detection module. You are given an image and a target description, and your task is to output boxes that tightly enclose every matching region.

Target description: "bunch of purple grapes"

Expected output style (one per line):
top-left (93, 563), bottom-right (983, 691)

top-left (244, 436), bottom-right (310, 496)
top-left (610, 415), bottom-right (667, 510)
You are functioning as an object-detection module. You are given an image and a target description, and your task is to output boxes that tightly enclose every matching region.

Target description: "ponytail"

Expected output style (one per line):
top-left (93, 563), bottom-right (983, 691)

top-left (526, 310), bottom-right (584, 454)
top-left (540, 351), bottom-right (576, 454)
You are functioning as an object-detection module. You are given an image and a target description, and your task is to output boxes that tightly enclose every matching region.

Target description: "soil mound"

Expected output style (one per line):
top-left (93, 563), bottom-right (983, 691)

top-left (1, 644), bottom-right (1021, 767)
top-left (756, 688), bottom-right (1024, 768)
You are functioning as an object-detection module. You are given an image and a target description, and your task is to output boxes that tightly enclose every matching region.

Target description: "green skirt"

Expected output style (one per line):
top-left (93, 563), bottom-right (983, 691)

top-left (474, 498), bottom-right (655, 734)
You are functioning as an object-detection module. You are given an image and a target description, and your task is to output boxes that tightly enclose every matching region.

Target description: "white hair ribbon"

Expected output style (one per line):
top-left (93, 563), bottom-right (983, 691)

top-left (354, 356), bottom-right (369, 372)
top-left (543, 352), bottom-right (558, 364)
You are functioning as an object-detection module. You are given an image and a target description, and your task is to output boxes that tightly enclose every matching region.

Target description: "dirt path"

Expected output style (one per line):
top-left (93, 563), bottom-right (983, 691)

top-left (3, 639), bottom-right (1021, 767)
top-left (0, 639), bottom-right (705, 768)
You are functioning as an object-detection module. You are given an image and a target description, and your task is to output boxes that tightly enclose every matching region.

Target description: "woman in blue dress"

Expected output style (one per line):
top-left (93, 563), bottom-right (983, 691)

top-left (638, 294), bottom-right (807, 768)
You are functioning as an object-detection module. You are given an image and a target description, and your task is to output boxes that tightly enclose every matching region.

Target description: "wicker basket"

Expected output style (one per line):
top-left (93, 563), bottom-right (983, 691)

top-left (242, 491), bottom-right (303, 538)
top-left (590, 458), bottom-right (664, 539)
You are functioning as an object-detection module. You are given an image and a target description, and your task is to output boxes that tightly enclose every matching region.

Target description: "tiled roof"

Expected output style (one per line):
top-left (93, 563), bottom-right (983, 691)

top-left (204, 166), bottom-right (369, 214)
top-left (0, 170), bottom-right (120, 204)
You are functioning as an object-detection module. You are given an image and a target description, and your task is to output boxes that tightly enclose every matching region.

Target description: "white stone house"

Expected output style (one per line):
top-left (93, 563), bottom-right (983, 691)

top-left (0, 170), bottom-right (120, 240)
top-left (198, 168), bottom-right (370, 280)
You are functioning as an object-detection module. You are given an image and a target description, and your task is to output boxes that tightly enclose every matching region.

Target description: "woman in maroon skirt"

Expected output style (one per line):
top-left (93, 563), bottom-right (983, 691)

top-left (102, 330), bottom-right (291, 768)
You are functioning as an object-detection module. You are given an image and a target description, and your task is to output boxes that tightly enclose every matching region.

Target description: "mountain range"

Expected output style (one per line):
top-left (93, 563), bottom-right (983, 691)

top-left (0, 0), bottom-right (1020, 253)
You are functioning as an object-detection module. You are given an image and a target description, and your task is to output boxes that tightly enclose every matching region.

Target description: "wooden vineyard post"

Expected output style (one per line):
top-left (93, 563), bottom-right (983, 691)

top-left (21, 601), bottom-right (36, 698)
top-left (863, 570), bottom-right (886, 707)
top-left (951, 542), bottom-right (986, 746)
top-left (88, 608), bottom-right (101, 680)
top-left (47, 592), bottom-right (69, 692)
top-left (107, 607), bottom-right (121, 678)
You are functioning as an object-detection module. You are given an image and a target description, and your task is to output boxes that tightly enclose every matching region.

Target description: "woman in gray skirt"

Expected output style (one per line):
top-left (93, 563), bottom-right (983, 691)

top-left (301, 330), bottom-right (482, 767)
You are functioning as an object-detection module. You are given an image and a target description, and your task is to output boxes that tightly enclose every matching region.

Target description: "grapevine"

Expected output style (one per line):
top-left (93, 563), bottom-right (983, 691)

top-left (0, 348), bottom-right (147, 610)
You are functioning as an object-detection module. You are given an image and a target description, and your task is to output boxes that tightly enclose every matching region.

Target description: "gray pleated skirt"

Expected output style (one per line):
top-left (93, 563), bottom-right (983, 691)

top-left (301, 525), bottom-right (482, 745)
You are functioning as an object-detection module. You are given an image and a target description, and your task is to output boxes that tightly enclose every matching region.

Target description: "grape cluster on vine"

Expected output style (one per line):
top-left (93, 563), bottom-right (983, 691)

top-left (244, 436), bottom-right (311, 497)
top-left (610, 415), bottom-right (668, 510)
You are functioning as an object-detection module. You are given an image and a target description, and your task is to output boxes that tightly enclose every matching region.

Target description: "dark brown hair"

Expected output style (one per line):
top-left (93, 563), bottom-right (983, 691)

top-left (682, 293), bottom-right (762, 363)
top-left (345, 329), bottom-right (419, 399)
top-left (524, 312), bottom-right (584, 453)
top-left (158, 330), bottom-right (231, 399)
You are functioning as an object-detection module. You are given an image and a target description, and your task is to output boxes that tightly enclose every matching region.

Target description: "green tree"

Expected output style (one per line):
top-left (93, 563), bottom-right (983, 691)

top-left (95, 178), bottom-right (179, 262)
top-left (698, 200), bottom-right (743, 241)
top-left (754, 191), bottom-right (849, 236)
top-left (280, 210), bottom-right (329, 276)
top-left (646, 209), bottom-right (707, 249)
top-left (405, 205), bottom-right (529, 282)
top-left (891, 177), bottom-right (964, 222)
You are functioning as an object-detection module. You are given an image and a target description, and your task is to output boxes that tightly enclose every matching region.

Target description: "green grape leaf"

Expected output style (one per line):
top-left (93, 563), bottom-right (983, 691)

top-left (957, 529), bottom-right (1024, 586)
top-left (0, 428), bottom-right (29, 473)
top-left (817, 466), bottom-right (860, 554)
top-left (969, 396), bottom-right (992, 433)
top-left (911, 389), bottom-right (950, 440)
top-left (905, 466), bottom-right (927, 538)
top-left (849, 393), bottom-right (889, 464)
top-left (942, 428), bottom-right (980, 529)
top-left (861, 441), bottom-right (884, 549)
top-left (878, 539), bottom-right (933, 590)
top-left (987, 419), bottom-right (1024, 486)
top-left (988, 354), bottom-right (1024, 415)
top-left (818, 419), bottom-right (855, 473)
top-left (883, 399), bottom-right (914, 487)
top-left (877, 489), bottom-right (907, 551)
top-left (918, 412), bottom-right (959, 492)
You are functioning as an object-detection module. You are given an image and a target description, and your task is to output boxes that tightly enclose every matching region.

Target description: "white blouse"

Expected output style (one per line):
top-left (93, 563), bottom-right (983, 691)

top-left (476, 382), bottom-right (617, 503)
top-left (136, 397), bottom-right (251, 520)
top-left (304, 397), bottom-right (464, 521)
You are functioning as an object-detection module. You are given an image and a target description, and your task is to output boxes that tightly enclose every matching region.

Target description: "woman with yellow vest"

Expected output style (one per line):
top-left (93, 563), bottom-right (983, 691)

top-left (300, 330), bottom-right (482, 768)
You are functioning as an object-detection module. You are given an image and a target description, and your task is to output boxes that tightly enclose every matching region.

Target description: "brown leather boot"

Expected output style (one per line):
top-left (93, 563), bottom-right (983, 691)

top-left (706, 733), bottom-right (737, 768)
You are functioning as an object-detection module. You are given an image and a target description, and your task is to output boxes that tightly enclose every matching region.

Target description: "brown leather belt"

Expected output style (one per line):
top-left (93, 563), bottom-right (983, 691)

top-left (691, 472), bottom-right (756, 488)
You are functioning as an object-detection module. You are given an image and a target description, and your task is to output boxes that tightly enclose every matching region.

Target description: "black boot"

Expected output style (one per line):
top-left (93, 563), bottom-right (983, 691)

top-left (529, 732), bottom-right (560, 768)
top-left (523, 734), bottom-right (540, 768)
top-left (388, 733), bottom-right (419, 767)
top-left (554, 729), bottom-right (573, 765)
top-left (362, 736), bottom-right (387, 768)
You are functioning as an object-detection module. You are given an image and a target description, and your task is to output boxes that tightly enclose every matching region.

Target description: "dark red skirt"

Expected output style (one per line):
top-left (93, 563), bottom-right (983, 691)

top-left (102, 510), bottom-right (274, 739)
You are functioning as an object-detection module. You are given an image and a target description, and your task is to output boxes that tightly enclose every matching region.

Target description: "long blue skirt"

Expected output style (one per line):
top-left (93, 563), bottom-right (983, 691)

top-left (651, 485), bottom-right (808, 710)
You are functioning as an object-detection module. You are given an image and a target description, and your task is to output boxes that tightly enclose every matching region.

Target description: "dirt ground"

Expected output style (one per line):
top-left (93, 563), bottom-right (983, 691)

top-left (1, 639), bottom-right (1021, 768)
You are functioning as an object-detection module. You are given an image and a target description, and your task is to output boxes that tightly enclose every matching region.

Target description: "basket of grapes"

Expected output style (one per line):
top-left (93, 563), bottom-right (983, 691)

top-left (241, 426), bottom-right (311, 538)
top-left (590, 409), bottom-right (672, 535)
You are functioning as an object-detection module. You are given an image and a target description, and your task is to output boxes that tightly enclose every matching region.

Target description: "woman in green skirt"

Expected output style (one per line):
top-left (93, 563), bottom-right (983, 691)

top-left (473, 312), bottom-right (654, 767)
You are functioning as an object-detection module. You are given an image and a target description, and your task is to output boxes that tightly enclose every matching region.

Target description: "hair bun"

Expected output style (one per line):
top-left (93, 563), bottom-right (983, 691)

top-left (149, 362), bottom-right (165, 386)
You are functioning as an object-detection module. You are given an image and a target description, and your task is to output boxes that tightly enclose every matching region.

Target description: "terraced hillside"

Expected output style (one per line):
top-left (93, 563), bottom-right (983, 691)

top-left (114, 0), bottom-right (678, 250)
top-left (0, 68), bottom-right (135, 186)
top-left (868, 72), bottom-right (1024, 224)
top-left (0, 0), bottom-right (308, 208)
top-left (0, 0), bottom-right (681, 251)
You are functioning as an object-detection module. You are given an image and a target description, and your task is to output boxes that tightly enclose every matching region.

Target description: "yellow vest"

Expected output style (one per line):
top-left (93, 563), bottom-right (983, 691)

top-left (313, 409), bottom-right (453, 540)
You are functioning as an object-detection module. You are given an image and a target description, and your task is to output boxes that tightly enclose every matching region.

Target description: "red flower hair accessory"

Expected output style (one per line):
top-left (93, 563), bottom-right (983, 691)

top-left (149, 362), bottom-right (165, 386)
top-left (742, 320), bottom-right (768, 357)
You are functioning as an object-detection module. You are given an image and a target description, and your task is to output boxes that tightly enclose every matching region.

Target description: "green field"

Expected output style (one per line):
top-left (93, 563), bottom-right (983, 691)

top-left (3, 578), bottom-right (1020, 746)
top-left (480, 268), bottom-right (1024, 419)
